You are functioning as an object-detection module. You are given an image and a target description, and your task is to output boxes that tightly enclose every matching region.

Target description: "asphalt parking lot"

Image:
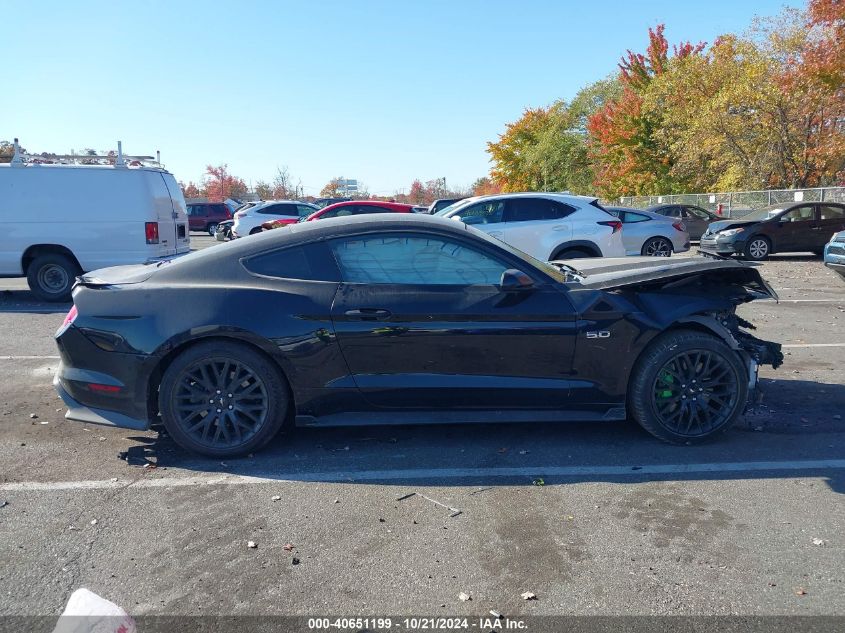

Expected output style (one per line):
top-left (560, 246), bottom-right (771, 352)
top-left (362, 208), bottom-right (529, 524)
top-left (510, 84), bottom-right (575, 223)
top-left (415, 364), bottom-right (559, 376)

top-left (1, 234), bottom-right (844, 623)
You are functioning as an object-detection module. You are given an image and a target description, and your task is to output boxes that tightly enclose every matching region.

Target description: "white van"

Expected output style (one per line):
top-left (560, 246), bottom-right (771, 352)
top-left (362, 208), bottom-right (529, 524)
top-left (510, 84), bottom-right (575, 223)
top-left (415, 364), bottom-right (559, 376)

top-left (0, 162), bottom-right (191, 301)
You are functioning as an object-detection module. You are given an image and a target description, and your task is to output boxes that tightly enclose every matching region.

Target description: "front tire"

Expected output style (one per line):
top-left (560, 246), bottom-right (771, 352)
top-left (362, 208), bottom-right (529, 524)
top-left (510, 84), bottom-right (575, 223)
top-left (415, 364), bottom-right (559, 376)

top-left (26, 253), bottom-right (79, 302)
top-left (744, 236), bottom-right (771, 261)
top-left (158, 341), bottom-right (290, 457)
top-left (207, 223), bottom-right (219, 236)
top-left (628, 330), bottom-right (747, 444)
top-left (641, 237), bottom-right (673, 257)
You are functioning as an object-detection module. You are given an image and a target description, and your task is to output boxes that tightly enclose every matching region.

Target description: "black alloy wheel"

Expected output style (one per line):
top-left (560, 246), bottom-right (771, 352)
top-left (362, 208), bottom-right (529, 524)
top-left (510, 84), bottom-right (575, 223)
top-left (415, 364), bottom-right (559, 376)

top-left (159, 341), bottom-right (289, 457)
top-left (629, 330), bottom-right (747, 444)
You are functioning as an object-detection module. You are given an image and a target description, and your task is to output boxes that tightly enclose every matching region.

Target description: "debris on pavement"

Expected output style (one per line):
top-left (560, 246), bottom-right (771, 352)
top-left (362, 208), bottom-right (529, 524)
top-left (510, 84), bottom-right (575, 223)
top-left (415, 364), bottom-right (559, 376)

top-left (0, 500), bottom-right (7, 509)
top-left (458, 592), bottom-right (471, 602)
top-left (29, 413), bottom-right (38, 419)
top-left (489, 610), bottom-right (502, 619)
top-left (521, 591), bottom-right (537, 600)
top-left (812, 538), bottom-right (826, 546)
top-left (247, 541), bottom-right (257, 549)
top-left (52, 587), bottom-right (135, 633)
top-left (90, 519), bottom-right (98, 526)
top-left (271, 495), bottom-right (281, 501)
top-left (283, 543), bottom-right (294, 552)
top-left (795, 588), bottom-right (807, 596)
top-left (292, 557), bottom-right (300, 565)
top-left (397, 491), bottom-right (462, 517)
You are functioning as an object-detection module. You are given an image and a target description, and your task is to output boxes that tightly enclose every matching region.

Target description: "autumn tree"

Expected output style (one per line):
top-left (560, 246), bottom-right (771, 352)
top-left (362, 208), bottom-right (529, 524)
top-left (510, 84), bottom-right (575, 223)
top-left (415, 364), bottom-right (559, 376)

top-left (253, 180), bottom-right (273, 200)
top-left (587, 25), bottom-right (705, 197)
top-left (471, 177), bottom-right (501, 196)
top-left (202, 164), bottom-right (248, 202)
top-left (180, 181), bottom-right (202, 199)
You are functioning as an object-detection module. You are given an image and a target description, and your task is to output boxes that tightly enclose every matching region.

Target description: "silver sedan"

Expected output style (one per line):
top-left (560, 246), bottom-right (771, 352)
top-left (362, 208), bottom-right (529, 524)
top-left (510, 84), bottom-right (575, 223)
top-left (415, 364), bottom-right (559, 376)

top-left (606, 207), bottom-right (691, 256)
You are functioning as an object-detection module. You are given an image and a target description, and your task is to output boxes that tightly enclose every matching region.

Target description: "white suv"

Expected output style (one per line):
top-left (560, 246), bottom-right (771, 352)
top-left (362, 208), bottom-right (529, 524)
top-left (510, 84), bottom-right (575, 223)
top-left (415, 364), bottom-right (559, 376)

top-left (232, 200), bottom-right (318, 237)
top-left (436, 193), bottom-right (625, 260)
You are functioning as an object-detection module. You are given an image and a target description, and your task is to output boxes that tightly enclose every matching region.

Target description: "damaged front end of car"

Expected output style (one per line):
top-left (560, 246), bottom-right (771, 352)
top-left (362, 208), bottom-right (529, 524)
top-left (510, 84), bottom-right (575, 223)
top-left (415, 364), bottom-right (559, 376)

top-left (560, 256), bottom-right (784, 395)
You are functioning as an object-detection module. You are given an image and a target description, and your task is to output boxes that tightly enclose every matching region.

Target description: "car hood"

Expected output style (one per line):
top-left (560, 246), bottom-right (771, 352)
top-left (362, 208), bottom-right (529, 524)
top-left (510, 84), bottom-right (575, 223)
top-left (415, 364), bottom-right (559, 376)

top-left (705, 219), bottom-right (759, 234)
top-left (553, 256), bottom-right (777, 299)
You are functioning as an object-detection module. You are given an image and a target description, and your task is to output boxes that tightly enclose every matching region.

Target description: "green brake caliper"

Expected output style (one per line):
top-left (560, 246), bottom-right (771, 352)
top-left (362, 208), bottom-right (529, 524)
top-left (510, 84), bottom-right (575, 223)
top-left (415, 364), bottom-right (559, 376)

top-left (657, 371), bottom-right (674, 399)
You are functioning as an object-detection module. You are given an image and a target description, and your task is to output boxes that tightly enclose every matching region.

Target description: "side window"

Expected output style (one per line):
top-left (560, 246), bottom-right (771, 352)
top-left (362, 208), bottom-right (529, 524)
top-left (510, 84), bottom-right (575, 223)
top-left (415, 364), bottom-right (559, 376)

top-left (780, 206), bottom-right (816, 222)
top-left (330, 233), bottom-right (511, 285)
top-left (258, 204), bottom-right (295, 216)
top-left (666, 206), bottom-right (683, 218)
top-left (322, 206), bottom-right (356, 218)
top-left (353, 205), bottom-right (393, 215)
top-left (624, 212), bottom-right (650, 223)
top-left (684, 207), bottom-right (710, 220)
top-left (453, 200), bottom-right (505, 225)
top-left (819, 205), bottom-right (845, 220)
top-left (506, 198), bottom-right (573, 222)
top-left (242, 244), bottom-right (339, 281)
top-left (187, 205), bottom-right (202, 217)
top-left (297, 204), bottom-right (317, 217)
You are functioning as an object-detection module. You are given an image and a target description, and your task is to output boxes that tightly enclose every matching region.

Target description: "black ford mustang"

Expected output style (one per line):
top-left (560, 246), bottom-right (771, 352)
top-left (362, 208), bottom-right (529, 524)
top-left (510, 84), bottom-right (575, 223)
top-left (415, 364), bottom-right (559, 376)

top-left (54, 214), bottom-right (783, 457)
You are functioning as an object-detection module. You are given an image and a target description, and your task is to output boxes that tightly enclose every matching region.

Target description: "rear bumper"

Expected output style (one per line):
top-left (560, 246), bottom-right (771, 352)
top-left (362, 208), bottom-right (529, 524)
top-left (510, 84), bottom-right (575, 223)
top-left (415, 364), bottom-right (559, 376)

top-left (53, 372), bottom-right (149, 430)
top-left (53, 325), bottom-right (153, 430)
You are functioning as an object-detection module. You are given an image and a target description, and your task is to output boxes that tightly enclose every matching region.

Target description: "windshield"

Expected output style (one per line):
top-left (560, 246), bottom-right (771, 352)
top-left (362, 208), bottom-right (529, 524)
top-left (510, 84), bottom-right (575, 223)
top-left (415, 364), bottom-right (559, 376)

top-left (434, 198), bottom-right (477, 216)
top-left (738, 205), bottom-right (787, 221)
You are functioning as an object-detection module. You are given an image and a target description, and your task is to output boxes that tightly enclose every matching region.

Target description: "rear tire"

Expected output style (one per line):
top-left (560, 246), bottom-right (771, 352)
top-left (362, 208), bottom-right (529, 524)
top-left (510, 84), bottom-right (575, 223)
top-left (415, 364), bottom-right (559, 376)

top-left (553, 248), bottom-right (594, 259)
top-left (743, 236), bottom-right (771, 261)
top-left (628, 330), bottom-right (747, 444)
top-left (641, 237), bottom-right (673, 257)
top-left (158, 341), bottom-right (290, 457)
top-left (249, 227), bottom-right (262, 235)
top-left (26, 253), bottom-right (78, 302)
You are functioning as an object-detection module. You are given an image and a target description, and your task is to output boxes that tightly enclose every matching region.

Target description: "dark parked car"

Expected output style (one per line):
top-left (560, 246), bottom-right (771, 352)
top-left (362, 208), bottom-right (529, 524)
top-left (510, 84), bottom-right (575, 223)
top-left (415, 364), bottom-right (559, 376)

top-left (186, 202), bottom-right (233, 236)
top-left (700, 202), bottom-right (845, 261)
top-left (314, 197), bottom-right (352, 209)
top-left (646, 204), bottom-right (719, 240)
top-left (428, 198), bottom-right (466, 214)
top-left (54, 214), bottom-right (781, 457)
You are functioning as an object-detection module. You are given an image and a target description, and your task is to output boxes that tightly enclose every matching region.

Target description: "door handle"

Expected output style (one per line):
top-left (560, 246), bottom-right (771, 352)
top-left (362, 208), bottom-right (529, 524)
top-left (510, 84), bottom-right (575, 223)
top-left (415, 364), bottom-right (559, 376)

top-left (344, 308), bottom-right (392, 320)
top-left (552, 225), bottom-right (569, 231)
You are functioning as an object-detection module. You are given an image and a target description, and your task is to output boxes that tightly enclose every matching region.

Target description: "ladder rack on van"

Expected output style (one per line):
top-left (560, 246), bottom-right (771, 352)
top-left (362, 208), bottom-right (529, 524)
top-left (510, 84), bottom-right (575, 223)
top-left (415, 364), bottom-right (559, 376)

top-left (9, 138), bottom-right (162, 168)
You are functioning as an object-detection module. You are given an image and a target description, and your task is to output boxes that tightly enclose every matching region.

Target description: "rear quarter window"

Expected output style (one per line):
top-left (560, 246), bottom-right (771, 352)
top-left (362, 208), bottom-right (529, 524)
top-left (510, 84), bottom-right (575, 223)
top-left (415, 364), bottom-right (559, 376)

top-left (242, 243), bottom-right (340, 281)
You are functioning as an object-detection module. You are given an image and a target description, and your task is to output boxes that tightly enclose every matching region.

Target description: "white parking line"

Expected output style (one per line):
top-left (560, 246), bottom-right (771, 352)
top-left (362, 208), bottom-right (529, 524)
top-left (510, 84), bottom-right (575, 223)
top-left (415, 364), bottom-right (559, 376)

top-left (761, 299), bottom-right (844, 303)
top-left (782, 343), bottom-right (845, 348)
top-left (0, 355), bottom-right (60, 360)
top-left (2, 459), bottom-right (845, 492)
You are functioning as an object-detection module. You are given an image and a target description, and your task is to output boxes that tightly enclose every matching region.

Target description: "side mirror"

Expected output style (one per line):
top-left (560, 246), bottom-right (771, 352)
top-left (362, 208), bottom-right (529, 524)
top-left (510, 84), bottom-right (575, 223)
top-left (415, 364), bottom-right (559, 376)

top-left (500, 269), bottom-right (534, 291)
top-left (450, 215), bottom-right (463, 222)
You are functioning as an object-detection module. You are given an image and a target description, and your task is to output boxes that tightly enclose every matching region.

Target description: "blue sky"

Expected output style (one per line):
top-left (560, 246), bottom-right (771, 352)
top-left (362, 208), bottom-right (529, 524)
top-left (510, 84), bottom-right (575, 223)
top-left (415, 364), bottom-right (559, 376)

top-left (3, 0), bottom-right (796, 196)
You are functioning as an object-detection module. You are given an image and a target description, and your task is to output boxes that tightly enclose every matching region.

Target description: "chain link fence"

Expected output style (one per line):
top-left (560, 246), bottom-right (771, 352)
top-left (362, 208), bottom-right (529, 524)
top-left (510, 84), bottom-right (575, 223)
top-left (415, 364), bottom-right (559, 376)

top-left (615, 187), bottom-right (845, 218)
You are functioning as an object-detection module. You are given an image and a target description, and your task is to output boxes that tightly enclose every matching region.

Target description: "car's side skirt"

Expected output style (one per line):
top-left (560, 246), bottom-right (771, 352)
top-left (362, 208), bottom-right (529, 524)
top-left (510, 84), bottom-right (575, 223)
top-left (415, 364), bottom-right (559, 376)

top-left (295, 406), bottom-right (627, 427)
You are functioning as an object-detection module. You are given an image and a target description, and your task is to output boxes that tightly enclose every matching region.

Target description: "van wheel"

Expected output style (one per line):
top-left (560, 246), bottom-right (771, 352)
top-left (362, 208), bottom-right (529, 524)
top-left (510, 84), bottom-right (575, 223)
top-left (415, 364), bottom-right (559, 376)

top-left (207, 223), bottom-right (219, 236)
top-left (26, 254), bottom-right (78, 302)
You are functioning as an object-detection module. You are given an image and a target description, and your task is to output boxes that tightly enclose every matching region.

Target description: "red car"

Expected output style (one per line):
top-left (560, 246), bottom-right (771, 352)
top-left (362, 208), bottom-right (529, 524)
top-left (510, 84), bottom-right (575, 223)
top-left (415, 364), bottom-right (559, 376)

top-left (305, 200), bottom-right (415, 220)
